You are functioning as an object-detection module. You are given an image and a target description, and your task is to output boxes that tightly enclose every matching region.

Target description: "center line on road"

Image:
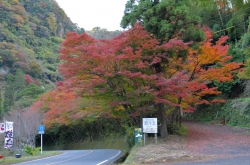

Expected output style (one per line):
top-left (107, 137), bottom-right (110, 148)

top-left (46, 150), bottom-right (93, 165)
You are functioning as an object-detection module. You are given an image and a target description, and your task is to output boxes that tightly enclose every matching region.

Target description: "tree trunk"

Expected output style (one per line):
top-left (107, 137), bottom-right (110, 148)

top-left (171, 97), bottom-right (183, 125)
top-left (158, 103), bottom-right (168, 138)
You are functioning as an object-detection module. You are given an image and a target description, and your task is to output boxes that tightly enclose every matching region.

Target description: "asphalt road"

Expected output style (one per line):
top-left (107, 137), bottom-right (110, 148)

top-left (13, 149), bottom-right (122, 165)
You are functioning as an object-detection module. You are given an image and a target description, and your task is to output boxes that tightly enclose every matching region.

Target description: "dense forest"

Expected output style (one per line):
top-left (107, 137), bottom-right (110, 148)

top-left (0, 0), bottom-right (83, 111)
top-left (1, 0), bottom-right (250, 150)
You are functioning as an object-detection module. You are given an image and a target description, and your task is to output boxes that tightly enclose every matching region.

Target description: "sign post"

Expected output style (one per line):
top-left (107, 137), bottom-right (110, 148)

top-left (38, 125), bottom-right (45, 154)
top-left (142, 118), bottom-right (158, 145)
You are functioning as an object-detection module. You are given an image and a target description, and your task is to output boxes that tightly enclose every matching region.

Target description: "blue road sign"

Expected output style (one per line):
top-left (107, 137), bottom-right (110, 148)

top-left (38, 125), bottom-right (45, 131)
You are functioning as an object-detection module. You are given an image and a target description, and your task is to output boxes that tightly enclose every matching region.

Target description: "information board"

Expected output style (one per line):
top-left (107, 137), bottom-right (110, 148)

top-left (142, 118), bottom-right (157, 133)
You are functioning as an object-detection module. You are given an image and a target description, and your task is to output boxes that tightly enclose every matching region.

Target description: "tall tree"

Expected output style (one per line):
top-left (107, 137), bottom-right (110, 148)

top-left (120, 0), bottom-right (205, 137)
top-left (3, 74), bottom-right (15, 113)
top-left (121, 0), bottom-right (205, 42)
top-left (192, 0), bottom-right (250, 41)
top-left (57, 24), bottom-right (241, 138)
top-left (58, 24), bottom-right (190, 138)
top-left (13, 69), bottom-right (25, 95)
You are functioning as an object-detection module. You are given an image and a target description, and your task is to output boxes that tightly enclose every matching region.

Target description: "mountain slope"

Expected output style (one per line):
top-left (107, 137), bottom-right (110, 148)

top-left (0, 0), bottom-right (84, 114)
top-left (0, 0), bottom-right (84, 79)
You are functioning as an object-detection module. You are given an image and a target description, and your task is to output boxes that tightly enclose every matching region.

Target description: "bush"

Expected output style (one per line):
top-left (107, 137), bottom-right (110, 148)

top-left (124, 126), bottom-right (136, 148)
top-left (24, 145), bottom-right (41, 156)
top-left (167, 122), bottom-right (188, 136)
top-left (172, 124), bottom-right (188, 136)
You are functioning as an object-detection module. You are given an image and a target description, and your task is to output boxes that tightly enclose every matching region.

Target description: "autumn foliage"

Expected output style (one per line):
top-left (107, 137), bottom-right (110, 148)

top-left (181, 27), bottom-right (242, 112)
top-left (33, 23), bottom-right (241, 127)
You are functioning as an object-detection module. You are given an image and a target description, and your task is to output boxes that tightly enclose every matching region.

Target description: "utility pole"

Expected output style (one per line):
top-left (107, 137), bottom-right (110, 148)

top-left (18, 112), bottom-right (22, 155)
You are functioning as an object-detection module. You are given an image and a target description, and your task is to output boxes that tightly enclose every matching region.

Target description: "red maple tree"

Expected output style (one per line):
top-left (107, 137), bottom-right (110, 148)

top-left (32, 24), bottom-right (242, 137)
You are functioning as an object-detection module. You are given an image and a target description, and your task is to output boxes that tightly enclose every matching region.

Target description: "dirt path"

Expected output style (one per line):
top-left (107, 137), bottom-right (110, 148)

top-left (185, 120), bottom-right (250, 156)
top-left (123, 120), bottom-right (250, 165)
top-left (169, 120), bottom-right (250, 165)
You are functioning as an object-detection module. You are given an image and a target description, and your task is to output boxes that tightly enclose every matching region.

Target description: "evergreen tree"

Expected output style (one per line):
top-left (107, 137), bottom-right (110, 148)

top-left (121, 0), bottom-right (205, 42)
top-left (3, 74), bottom-right (15, 113)
top-left (13, 69), bottom-right (26, 100)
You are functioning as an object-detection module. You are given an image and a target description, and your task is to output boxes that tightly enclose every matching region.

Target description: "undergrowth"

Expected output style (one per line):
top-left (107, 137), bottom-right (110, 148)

top-left (222, 98), bottom-right (250, 127)
top-left (189, 97), bottom-right (250, 128)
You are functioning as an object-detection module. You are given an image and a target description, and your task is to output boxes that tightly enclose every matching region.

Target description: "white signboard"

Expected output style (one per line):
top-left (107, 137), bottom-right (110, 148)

top-left (5, 121), bottom-right (14, 148)
top-left (143, 118), bottom-right (157, 133)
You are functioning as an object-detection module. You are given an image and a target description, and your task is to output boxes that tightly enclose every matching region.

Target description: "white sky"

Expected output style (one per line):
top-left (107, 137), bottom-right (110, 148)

top-left (56, 0), bottom-right (128, 31)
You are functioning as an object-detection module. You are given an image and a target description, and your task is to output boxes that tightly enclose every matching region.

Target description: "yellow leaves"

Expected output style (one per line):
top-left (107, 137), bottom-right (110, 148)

top-left (78, 74), bottom-right (93, 80)
top-left (164, 57), bottom-right (184, 77)
top-left (46, 12), bottom-right (57, 34)
top-left (114, 105), bottom-right (125, 111)
top-left (10, 14), bottom-right (24, 27)
top-left (10, 0), bottom-right (19, 5)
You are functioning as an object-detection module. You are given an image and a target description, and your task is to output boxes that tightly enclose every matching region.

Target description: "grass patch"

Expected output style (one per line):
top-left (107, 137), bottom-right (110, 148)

top-left (44, 137), bottom-right (129, 152)
top-left (122, 143), bottom-right (142, 165)
top-left (0, 151), bottom-right (62, 165)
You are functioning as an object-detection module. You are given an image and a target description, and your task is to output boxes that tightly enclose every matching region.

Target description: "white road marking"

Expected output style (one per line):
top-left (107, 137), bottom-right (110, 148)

top-left (12, 152), bottom-right (67, 164)
top-left (46, 150), bottom-right (93, 165)
top-left (97, 150), bottom-right (121, 165)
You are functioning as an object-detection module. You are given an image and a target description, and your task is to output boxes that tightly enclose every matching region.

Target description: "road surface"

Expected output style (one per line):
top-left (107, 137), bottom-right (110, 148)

top-left (13, 149), bottom-right (122, 165)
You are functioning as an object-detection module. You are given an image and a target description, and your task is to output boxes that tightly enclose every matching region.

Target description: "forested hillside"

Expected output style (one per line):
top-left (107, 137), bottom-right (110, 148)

top-left (2, 0), bottom-right (250, 152)
top-left (0, 0), bottom-right (83, 140)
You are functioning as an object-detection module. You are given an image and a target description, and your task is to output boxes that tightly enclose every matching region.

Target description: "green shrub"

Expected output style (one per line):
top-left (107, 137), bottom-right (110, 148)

top-left (173, 124), bottom-right (188, 136)
top-left (124, 126), bottom-right (136, 148)
top-left (24, 145), bottom-right (41, 156)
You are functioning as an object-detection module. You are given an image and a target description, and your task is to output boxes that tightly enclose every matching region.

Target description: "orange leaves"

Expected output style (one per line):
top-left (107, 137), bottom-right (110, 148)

top-left (186, 30), bottom-right (241, 83)
top-left (33, 23), bottom-right (243, 126)
top-left (179, 29), bottom-right (242, 111)
top-left (29, 81), bottom-right (81, 128)
top-left (31, 79), bottom-right (111, 128)
top-left (187, 34), bottom-right (229, 73)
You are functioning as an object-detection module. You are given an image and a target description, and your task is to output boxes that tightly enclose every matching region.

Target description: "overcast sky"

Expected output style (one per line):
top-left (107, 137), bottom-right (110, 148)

top-left (56, 0), bottom-right (128, 31)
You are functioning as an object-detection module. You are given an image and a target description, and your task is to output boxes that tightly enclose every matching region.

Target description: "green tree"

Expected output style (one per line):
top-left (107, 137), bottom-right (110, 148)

top-left (3, 74), bottom-right (15, 113)
top-left (14, 69), bottom-right (26, 92)
top-left (46, 12), bottom-right (57, 35)
top-left (28, 60), bottom-right (42, 78)
top-left (121, 0), bottom-right (204, 42)
top-left (16, 83), bottom-right (45, 108)
top-left (233, 21), bottom-right (250, 79)
top-left (3, 70), bottom-right (26, 112)
top-left (13, 69), bottom-right (26, 102)
top-left (192, 0), bottom-right (250, 42)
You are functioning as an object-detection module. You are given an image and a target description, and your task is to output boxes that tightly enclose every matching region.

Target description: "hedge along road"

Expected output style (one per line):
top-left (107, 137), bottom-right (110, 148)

top-left (13, 149), bottom-right (122, 165)
top-left (170, 120), bottom-right (250, 165)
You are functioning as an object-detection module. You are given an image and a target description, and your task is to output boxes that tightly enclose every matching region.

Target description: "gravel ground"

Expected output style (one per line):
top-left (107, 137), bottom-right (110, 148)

top-left (185, 120), bottom-right (250, 156)
top-left (123, 120), bottom-right (250, 165)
